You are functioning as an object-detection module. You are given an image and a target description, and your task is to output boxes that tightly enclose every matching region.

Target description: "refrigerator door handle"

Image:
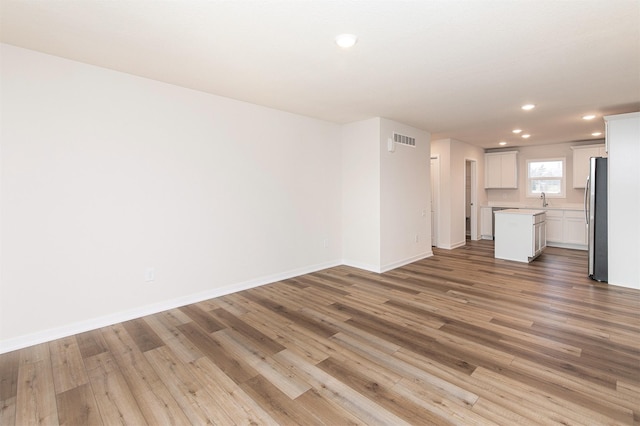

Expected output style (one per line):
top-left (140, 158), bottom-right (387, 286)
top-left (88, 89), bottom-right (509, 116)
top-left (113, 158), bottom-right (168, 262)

top-left (584, 176), bottom-right (590, 224)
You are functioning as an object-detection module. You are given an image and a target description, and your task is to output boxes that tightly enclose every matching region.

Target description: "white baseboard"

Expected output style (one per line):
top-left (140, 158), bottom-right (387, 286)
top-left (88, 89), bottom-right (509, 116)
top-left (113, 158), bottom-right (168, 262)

top-left (380, 251), bottom-right (433, 273)
top-left (0, 259), bottom-right (341, 354)
top-left (438, 240), bottom-right (467, 250)
top-left (341, 259), bottom-right (382, 273)
top-left (546, 242), bottom-right (587, 251)
top-left (450, 240), bottom-right (467, 249)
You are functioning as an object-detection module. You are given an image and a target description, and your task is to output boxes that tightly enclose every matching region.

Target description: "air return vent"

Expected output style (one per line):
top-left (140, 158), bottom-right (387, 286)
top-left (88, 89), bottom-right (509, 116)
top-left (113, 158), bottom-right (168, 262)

top-left (393, 132), bottom-right (416, 147)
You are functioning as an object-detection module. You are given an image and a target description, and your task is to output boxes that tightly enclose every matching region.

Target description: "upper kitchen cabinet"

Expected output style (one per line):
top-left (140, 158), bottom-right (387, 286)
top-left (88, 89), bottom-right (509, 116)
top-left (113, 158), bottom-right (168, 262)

top-left (571, 144), bottom-right (606, 188)
top-left (485, 151), bottom-right (518, 189)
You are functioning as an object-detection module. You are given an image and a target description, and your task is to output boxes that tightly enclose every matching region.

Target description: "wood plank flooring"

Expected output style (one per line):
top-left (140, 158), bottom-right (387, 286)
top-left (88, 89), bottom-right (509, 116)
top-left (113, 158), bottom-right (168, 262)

top-left (1, 240), bottom-right (639, 425)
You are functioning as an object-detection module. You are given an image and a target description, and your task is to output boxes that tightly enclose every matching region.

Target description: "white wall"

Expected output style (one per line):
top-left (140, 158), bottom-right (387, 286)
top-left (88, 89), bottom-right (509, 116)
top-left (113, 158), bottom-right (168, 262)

top-left (0, 44), bottom-right (343, 351)
top-left (379, 118), bottom-right (432, 270)
top-left (341, 118), bottom-right (432, 273)
top-left (431, 138), bottom-right (486, 249)
top-left (341, 118), bottom-right (381, 271)
top-left (486, 140), bottom-right (605, 207)
top-left (431, 139), bottom-right (452, 248)
top-left (606, 112), bottom-right (640, 289)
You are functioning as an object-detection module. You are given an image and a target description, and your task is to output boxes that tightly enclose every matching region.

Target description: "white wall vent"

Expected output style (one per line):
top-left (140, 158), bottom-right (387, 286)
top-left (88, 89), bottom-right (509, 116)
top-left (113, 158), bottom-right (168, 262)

top-left (393, 132), bottom-right (416, 147)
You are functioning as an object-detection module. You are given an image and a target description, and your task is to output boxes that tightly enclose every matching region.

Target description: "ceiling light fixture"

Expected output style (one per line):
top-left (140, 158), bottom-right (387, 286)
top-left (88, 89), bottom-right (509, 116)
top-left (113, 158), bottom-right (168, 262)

top-left (335, 34), bottom-right (358, 48)
top-left (522, 134), bottom-right (531, 139)
top-left (582, 114), bottom-right (596, 120)
top-left (592, 132), bottom-right (602, 136)
top-left (499, 141), bottom-right (507, 146)
top-left (512, 129), bottom-right (522, 134)
top-left (521, 104), bottom-right (535, 111)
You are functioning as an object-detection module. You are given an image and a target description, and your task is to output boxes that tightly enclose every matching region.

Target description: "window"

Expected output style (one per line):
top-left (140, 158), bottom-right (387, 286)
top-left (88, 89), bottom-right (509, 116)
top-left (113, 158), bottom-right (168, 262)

top-left (526, 158), bottom-right (565, 198)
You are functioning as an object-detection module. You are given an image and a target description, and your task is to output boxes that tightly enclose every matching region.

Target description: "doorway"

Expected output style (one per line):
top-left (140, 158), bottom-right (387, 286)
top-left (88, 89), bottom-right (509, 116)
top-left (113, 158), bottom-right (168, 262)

top-left (465, 159), bottom-right (478, 241)
top-left (430, 156), bottom-right (439, 247)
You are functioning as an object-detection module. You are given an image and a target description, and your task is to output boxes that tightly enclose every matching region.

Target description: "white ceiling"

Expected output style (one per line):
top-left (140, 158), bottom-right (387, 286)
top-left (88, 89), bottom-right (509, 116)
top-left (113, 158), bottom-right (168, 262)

top-left (1, 0), bottom-right (639, 148)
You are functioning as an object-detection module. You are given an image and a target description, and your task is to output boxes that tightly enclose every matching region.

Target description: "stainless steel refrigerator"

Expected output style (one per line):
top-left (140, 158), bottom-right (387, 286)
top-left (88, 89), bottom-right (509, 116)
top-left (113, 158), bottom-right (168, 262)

top-left (585, 157), bottom-right (607, 282)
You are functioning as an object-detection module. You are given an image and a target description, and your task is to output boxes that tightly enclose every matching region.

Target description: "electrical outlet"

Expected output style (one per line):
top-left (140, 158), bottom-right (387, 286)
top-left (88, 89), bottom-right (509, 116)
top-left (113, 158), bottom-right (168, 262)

top-left (145, 267), bottom-right (155, 282)
top-left (323, 238), bottom-right (329, 248)
top-left (414, 234), bottom-right (419, 243)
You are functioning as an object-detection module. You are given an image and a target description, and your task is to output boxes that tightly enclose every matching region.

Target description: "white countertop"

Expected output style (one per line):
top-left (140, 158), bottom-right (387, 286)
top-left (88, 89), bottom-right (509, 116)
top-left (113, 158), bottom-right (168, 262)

top-left (485, 203), bottom-right (584, 211)
top-left (494, 208), bottom-right (546, 215)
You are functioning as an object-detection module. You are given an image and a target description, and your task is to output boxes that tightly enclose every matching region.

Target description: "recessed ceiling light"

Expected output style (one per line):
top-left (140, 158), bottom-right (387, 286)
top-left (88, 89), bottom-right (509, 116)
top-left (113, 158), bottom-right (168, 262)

top-left (592, 132), bottom-right (602, 136)
top-left (512, 129), bottom-right (522, 134)
top-left (522, 134), bottom-right (531, 139)
top-left (335, 34), bottom-right (358, 48)
top-left (499, 141), bottom-right (507, 146)
top-left (582, 114), bottom-right (596, 120)
top-left (521, 104), bottom-right (535, 111)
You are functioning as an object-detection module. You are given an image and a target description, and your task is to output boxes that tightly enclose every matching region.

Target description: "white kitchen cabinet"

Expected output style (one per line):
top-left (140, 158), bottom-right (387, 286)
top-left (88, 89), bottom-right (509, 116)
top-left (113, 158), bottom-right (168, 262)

top-left (544, 209), bottom-right (587, 249)
top-left (485, 151), bottom-right (518, 189)
top-left (480, 207), bottom-right (493, 239)
top-left (545, 210), bottom-right (564, 242)
top-left (494, 209), bottom-right (546, 263)
top-left (564, 210), bottom-right (588, 245)
top-left (534, 219), bottom-right (547, 258)
top-left (605, 112), bottom-right (640, 289)
top-left (571, 144), bottom-right (606, 188)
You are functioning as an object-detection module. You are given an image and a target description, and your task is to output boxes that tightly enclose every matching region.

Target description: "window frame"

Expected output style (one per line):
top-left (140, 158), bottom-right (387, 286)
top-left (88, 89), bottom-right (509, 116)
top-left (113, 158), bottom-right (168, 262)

top-left (526, 157), bottom-right (566, 198)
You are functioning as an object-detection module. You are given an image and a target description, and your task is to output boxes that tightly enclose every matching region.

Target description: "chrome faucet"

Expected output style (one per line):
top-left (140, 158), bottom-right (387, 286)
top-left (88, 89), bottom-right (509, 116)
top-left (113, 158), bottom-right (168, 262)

top-left (540, 192), bottom-right (548, 207)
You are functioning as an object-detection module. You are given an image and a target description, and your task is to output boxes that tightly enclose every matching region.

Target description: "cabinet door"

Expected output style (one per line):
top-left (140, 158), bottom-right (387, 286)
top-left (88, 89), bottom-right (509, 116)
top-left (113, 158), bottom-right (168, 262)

top-left (540, 221), bottom-right (547, 251)
top-left (533, 221), bottom-right (546, 256)
top-left (598, 146), bottom-right (608, 158)
top-left (485, 152), bottom-right (518, 188)
top-left (546, 216), bottom-right (563, 242)
top-left (480, 207), bottom-right (493, 238)
top-left (485, 155), bottom-right (502, 188)
top-left (564, 211), bottom-right (587, 245)
top-left (500, 152), bottom-right (518, 188)
top-left (573, 146), bottom-right (604, 188)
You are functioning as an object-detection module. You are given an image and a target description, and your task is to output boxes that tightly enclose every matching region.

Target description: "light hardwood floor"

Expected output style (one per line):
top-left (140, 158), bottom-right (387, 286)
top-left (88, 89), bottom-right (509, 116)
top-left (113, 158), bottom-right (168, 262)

top-left (1, 240), bottom-right (639, 425)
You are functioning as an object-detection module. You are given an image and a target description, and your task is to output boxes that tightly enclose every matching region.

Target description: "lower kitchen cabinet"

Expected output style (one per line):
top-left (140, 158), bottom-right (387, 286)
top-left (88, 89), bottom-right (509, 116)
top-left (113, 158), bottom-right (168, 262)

top-left (545, 209), bottom-right (587, 249)
top-left (494, 209), bottom-right (547, 263)
top-left (564, 210), bottom-right (588, 245)
top-left (545, 210), bottom-right (563, 242)
top-left (480, 207), bottom-right (493, 239)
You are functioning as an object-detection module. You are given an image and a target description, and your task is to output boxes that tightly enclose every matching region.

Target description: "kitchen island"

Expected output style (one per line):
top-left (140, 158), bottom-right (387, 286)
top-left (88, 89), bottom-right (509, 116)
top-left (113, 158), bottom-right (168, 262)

top-left (494, 209), bottom-right (546, 262)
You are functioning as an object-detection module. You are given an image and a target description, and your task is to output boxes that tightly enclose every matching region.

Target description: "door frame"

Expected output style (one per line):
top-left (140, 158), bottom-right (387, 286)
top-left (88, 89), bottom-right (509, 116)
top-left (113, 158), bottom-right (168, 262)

top-left (430, 155), bottom-right (440, 247)
top-left (465, 158), bottom-right (479, 241)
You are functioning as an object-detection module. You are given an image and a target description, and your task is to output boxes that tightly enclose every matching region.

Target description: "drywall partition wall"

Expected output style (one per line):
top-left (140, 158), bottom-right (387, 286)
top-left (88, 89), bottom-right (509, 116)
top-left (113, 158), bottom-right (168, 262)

top-left (605, 112), bottom-right (640, 289)
top-left (0, 44), bottom-right (342, 351)
top-left (450, 139), bottom-right (486, 244)
top-left (379, 118), bottom-right (432, 271)
top-left (340, 117), bottom-right (431, 272)
top-left (341, 118), bottom-right (381, 271)
top-left (430, 139), bottom-right (453, 248)
top-left (431, 138), bottom-right (486, 249)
